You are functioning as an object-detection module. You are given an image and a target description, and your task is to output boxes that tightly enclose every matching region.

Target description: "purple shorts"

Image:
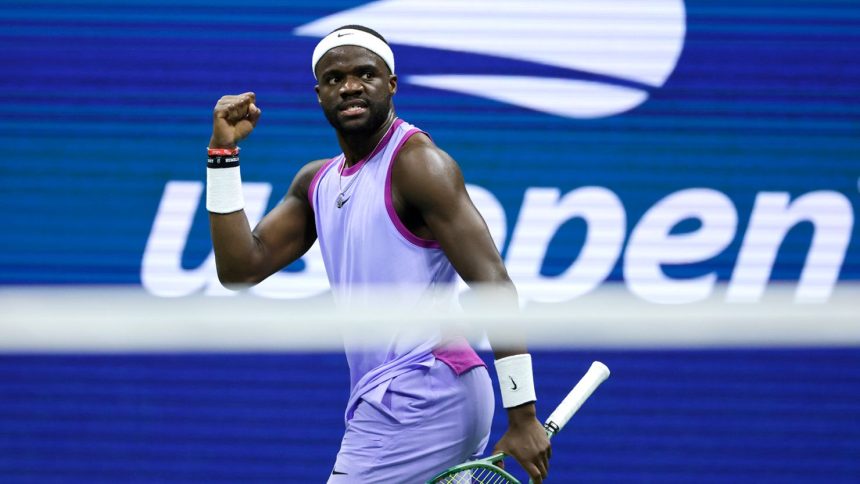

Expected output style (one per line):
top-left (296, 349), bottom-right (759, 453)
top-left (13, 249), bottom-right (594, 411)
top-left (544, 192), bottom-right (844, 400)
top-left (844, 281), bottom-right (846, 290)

top-left (328, 360), bottom-right (494, 483)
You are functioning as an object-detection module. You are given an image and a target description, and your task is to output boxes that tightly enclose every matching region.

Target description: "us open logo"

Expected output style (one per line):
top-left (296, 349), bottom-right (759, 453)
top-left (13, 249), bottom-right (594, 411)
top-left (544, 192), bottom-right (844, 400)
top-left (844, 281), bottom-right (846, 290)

top-left (141, 0), bottom-right (853, 306)
top-left (294, 0), bottom-right (687, 118)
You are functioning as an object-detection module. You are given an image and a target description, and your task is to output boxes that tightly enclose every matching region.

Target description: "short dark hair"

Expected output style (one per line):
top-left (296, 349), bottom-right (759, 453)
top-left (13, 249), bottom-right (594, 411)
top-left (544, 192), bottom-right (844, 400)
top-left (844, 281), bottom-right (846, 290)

top-left (330, 25), bottom-right (388, 45)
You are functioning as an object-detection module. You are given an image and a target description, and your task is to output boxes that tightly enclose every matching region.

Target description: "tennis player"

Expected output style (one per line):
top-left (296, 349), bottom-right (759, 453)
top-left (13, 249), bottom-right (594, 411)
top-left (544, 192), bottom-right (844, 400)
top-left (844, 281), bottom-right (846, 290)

top-left (206, 25), bottom-right (550, 483)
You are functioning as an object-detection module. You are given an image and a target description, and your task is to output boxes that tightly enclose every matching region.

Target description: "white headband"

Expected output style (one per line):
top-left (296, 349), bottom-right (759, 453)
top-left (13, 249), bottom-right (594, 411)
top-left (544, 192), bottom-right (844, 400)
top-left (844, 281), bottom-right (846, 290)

top-left (312, 28), bottom-right (395, 80)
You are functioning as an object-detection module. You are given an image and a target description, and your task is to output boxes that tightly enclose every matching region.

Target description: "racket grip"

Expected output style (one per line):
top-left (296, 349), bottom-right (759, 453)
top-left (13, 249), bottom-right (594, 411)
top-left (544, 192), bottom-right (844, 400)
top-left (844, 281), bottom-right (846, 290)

top-left (543, 361), bottom-right (610, 436)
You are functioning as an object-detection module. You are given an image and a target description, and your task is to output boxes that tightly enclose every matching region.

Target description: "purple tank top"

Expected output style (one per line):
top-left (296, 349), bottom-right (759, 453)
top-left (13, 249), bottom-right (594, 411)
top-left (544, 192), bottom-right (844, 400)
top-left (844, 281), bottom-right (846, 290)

top-left (309, 119), bottom-right (485, 421)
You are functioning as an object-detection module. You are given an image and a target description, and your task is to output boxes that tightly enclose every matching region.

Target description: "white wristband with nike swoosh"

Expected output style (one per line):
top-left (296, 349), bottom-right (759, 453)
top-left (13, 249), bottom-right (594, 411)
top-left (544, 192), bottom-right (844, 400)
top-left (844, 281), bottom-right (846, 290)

top-left (494, 353), bottom-right (537, 408)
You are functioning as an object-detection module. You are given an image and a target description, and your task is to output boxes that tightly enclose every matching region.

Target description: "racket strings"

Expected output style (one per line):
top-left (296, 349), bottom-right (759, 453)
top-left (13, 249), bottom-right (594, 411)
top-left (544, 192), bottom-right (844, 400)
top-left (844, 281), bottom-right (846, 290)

top-left (434, 466), bottom-right (517, 484)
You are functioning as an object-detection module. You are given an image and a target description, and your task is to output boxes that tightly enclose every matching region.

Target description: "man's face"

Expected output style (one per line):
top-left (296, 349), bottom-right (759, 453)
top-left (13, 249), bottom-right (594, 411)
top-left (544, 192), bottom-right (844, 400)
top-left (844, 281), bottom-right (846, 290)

top-left (314, 45), bottom-right (397, 135)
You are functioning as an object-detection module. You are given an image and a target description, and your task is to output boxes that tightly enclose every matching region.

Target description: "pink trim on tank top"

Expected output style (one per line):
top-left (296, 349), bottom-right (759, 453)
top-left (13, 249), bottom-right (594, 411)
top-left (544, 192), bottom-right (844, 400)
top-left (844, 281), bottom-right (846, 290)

top-left (384, 129), bottom-right (443, 249)
top-left (339, 118), bottom-right (404, 176)
top-left (307, 156), bottom-right (340, 212)
top-left (433, 337), bottom-right (487, 375)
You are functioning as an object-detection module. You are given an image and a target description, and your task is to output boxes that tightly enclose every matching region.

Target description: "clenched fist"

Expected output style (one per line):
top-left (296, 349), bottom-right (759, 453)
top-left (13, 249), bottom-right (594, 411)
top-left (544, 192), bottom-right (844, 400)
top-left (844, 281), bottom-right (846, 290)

top-left (209, 92), bottom-right (262, 149)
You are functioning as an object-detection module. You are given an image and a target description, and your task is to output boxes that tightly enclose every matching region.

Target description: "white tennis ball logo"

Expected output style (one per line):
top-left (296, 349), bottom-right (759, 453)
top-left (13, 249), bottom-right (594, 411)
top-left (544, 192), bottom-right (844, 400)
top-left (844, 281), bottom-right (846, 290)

top-left (296, 0), bottom-right (686, 118)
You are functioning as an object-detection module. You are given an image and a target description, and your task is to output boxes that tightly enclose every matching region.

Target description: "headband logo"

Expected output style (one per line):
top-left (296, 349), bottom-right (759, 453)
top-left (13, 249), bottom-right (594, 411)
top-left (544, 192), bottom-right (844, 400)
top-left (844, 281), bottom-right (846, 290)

top-left (311, 28), bottom-right (395, 79)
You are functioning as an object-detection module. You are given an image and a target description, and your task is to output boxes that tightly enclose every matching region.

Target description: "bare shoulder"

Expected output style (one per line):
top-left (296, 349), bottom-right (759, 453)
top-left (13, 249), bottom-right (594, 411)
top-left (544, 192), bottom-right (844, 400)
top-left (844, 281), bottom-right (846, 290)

top-left (394, 132), bottom-right (466, 209)
top-left (395, 132), bottom-right (463, 183)
top-left (296, 158), bottom-right (330, 185)
top-left (290, 158), bottom-right (331, 199)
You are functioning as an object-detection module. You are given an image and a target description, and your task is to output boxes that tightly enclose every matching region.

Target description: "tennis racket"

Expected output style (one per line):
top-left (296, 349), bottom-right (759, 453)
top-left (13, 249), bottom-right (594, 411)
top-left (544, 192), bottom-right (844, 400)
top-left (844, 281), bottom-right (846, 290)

top-left (426, 361), bottom-right (611, 484)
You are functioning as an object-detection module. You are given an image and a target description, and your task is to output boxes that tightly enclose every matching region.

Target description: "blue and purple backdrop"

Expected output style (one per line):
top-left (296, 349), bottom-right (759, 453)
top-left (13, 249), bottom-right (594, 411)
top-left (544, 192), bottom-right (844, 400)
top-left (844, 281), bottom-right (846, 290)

top-left (1, 1), bottom-right (858, 482)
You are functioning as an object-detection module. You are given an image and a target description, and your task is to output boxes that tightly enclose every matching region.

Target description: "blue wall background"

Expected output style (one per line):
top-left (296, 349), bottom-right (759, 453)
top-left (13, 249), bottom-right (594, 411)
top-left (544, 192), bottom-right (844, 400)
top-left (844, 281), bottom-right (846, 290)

top-left (1, 1), bottom-right (858, 482)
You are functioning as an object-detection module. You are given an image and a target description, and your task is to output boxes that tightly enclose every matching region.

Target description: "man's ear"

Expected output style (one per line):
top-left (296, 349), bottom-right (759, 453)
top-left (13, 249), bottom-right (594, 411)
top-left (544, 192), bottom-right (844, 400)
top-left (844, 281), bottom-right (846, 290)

top-left (315, 84), bottom-right (321, 103)
top-left (389, 75), bottom-right (398, 95)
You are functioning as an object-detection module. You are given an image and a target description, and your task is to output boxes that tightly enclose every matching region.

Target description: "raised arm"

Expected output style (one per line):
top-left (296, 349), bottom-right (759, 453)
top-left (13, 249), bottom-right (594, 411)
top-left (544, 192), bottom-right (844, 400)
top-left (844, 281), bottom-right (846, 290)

top-left (206, 92), bottom-right (322, 286)
top-left (392, 134), bottom-right (551, 483)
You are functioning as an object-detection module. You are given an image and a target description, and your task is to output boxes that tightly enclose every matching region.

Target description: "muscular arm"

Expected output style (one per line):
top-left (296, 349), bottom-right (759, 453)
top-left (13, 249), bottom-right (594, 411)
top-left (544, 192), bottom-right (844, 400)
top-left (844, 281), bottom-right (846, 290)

top-left (392, 134), bottom-right (522, 354)
top-left (209, 160), bottom-right (323, 286)
top-left (206, 91), bottom-right (323, 287)
top-left (393, 134), bottom-right (551, 482)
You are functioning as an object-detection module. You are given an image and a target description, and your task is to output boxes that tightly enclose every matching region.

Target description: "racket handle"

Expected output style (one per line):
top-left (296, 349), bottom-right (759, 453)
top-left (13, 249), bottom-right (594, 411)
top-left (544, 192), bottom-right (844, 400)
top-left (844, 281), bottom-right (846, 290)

top-left (543, 361), bottom-right (610, 436)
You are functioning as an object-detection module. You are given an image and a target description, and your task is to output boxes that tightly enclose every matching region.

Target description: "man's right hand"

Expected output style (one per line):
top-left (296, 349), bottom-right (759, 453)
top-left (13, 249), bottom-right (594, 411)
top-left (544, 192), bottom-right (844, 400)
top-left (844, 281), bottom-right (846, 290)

top-left (210, 92), bottom-right (261, 149)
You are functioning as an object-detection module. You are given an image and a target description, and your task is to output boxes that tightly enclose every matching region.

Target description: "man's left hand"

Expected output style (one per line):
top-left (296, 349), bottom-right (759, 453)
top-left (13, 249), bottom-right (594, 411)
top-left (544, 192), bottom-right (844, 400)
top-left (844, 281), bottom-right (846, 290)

top-left (491, 403), bottom-right (551, 483)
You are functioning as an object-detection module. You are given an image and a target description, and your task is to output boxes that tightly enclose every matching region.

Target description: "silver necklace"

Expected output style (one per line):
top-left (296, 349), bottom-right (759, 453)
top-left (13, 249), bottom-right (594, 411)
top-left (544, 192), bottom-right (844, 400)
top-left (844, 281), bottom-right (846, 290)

top-left (335, 119), bottom-right (396, 209)
top-left (336, 159), bottom-right (364, 208)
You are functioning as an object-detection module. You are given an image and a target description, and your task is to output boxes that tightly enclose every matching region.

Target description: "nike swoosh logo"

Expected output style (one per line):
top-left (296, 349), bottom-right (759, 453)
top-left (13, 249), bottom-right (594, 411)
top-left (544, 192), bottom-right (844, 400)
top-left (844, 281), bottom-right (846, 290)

top-left (509, 376), bottom-right (518, 391)
top-left (336, 194), bottom-right (350, 208)
top-left (337, 32), bottom-right (353, 37)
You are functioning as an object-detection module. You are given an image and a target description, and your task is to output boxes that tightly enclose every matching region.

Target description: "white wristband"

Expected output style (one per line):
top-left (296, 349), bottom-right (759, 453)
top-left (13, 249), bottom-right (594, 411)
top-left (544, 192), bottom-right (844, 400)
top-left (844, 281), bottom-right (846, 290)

top-left (494, 354), bottom-right (537, 408)
top-left (206, 166), bottom-right (245, 214)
